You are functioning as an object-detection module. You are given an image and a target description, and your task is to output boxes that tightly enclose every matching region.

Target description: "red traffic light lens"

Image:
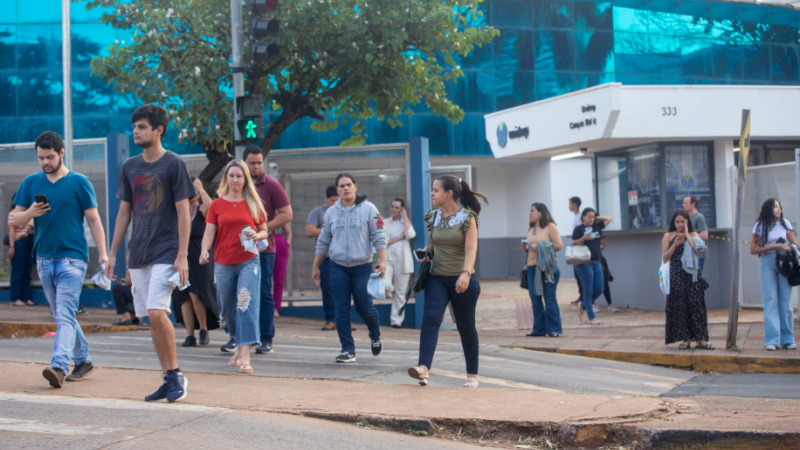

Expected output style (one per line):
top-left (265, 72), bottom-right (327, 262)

top-left (251, 0), bottom-right (278, 15)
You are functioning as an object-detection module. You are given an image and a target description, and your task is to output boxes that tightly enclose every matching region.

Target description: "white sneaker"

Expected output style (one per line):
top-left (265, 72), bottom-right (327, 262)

top-left (607, 306), bottom-right (620, 313)
top-left (782, 343), bottom-right (797, 350)
top-left (766, 345), bottom-right (777, 351)
top-left (592, 305), bottom-right (600, 313)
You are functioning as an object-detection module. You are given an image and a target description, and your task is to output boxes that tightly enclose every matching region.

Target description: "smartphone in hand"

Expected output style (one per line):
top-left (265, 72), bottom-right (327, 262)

top-left (34, 195), bottom-right (48, 204)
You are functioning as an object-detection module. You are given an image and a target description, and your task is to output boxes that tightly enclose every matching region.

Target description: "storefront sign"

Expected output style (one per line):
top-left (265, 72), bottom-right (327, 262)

top-left (509, 126), bottom-right (529, 139)
top-left (582, 105), bottom-right (596, 113)
top-left (571, 105), bottom-right (598, 129)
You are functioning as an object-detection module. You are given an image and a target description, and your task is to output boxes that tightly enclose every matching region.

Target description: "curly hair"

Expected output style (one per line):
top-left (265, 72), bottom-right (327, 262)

top-left (755, 198), bottom-right (789, 247)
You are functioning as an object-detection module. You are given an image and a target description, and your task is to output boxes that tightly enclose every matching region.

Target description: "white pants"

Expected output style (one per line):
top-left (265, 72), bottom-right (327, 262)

top-left (129, 264), bottom-right (174, 318)
top-left (385, 247), bottom-right (411, 326)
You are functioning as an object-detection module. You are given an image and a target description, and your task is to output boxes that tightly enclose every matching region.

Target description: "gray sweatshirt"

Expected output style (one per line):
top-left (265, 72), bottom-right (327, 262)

top-left (315, 194), bottom-right (387, 267)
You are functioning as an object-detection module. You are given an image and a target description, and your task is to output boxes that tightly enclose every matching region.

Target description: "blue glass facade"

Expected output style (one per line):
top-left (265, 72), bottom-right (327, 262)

top-left (2, 0), bottom-right (799, 156)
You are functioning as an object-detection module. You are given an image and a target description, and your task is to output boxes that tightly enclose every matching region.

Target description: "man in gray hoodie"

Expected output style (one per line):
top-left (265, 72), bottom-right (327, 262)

top-left (312, 173), bottom-right (386, 363)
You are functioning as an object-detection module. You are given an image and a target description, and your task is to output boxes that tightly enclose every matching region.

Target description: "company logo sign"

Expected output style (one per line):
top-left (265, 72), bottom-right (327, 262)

top-left (680, 175), bottom-right (694, 190)
top-left (497, 122), bottom-right (508, 148)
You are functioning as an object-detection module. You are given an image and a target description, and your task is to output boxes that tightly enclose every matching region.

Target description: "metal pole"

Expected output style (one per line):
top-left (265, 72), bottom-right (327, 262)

top-left (62, 0), bottom-right (73, 169)
top-left (231, 0), bottom-right (245, 160)
top-left (726, 109), bottom-right (750, 350)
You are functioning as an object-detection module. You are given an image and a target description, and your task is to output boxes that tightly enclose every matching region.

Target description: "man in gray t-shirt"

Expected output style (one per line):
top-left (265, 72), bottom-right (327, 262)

top-left (306, 186), bottom-right (339, 329)
top-left (683, 195), bottom-right (709, 274)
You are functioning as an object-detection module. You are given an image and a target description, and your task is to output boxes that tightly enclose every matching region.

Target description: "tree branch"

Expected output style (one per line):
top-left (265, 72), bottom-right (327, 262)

top-left (320, 62), bottom-right (369, 98)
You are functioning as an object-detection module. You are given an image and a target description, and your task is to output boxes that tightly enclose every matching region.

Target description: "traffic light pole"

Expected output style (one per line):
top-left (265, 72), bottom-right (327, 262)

top-left (62, 0), bottom-right (73, 169)
top-left (231, 0), bottom-right (245, 160)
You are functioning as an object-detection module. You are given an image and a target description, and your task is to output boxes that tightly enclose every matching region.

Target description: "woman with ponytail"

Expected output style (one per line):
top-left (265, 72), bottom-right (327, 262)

top-left (408, 175), bottom-right (487, 388)
top-left (200, 160), bottom-right (268, 374)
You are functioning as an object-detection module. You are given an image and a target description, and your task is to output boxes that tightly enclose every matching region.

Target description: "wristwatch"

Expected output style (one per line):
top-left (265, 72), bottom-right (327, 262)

top-left (461, 270), bottom-right (473, 277)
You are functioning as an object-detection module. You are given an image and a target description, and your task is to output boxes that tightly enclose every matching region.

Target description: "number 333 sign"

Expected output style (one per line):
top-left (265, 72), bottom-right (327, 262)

top-left (662, 107), bottom-right (677, 116)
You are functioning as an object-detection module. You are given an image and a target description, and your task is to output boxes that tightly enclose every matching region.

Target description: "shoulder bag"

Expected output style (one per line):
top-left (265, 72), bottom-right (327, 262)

top-left (398, 211), bottom-right (438, 315)
top-left (565, 245), bottom-right (591, 265)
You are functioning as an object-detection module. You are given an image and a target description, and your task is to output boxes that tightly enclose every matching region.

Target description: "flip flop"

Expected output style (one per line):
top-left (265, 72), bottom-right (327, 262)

top-left (239, 363), bottom-right (254, 374)
top-left (228, 356), bottom-right (242, 366)
top-left (463, 377), bottom-right (479, 388)
top-left (695, 342), bottom-right (715, 350)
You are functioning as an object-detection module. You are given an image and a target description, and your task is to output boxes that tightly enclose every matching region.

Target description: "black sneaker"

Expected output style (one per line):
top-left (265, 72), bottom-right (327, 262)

top-left (66, 362), bottom-right (94, 381)
top-left (77, 307), bottom-right (87, 315)
top-left (371, 340), bottom-right (383, 356)
top-left (256, 343), bottom-right (273, 354)
top-left (220, 338), bottom-right (236, 353)
top-left (42, 367), bottom-right (65, 388)
top-left (181, 336), bottom-right (197, 347)
top-left (335, 353), bottom-right (356, 363)
top-left (198, 330), bottom-right (209, 345)
top-left (145, 375), bottom-right (168, 402)
top-left (165, 370), bottom-right (188, 403)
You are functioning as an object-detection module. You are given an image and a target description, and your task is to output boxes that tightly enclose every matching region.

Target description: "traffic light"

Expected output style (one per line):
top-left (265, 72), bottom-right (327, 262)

top-left (236, 95), bottom-right (264, 143)
top-left (247, 0), bottom-right (280, 64)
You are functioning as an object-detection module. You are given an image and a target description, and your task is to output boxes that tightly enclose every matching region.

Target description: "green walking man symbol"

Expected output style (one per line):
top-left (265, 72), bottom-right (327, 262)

top-left (245, 120), bottom-right (257, 139)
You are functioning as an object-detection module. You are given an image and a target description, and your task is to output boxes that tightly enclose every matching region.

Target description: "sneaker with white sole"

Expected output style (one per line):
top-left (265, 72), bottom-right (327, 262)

top-left (371, 340), bottom-right (383, 356)
top-left (767, 344), bottom-right (778, 351)
top-left (165, 369), bottom-right (188, 403)
top-left (607, 306), bottom-right (620, 313)
top-left (782, 343), bottom-right (798, 350)
top-left (335, 353), bottom-right (356, 363)
top-left (592, 305), bottom-right (601, 313)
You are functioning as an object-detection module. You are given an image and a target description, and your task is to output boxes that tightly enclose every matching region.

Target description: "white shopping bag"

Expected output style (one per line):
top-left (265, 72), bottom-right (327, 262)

top-left (367, 272), bottom-right (386, 300)
top-left (658, 258), bottom-right (670, 295)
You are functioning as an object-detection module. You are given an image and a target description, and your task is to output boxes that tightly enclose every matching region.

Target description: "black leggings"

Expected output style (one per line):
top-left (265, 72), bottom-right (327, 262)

top-left (112, 284), bottom-right (135, 315)
top-left (418, 275), bottom-right (481, 374)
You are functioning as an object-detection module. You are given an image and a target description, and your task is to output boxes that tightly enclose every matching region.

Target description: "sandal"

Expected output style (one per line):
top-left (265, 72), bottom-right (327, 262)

top-left (228, 355), bottom-right (242, 366)
top-left (12, 300), bottom-right (25, 306)
top-left (25, 300), bottom-right (36, 306)
top-left (695, 342), bottom-right (715, 350)
top-left (463, 377), bottom-right (479, 388)
top-left (239, 363), bottom-right (253, 373)
top-left (678, 341), bottom-right (691, 350)
top-left (587, 319), bottom-right (601, 325)
top-left (407, 366), bottom-right (429, 386)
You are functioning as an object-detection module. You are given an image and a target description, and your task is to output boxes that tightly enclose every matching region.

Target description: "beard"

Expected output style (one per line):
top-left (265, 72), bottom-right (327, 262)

top-left (42, 155), bottom-right (62, 173)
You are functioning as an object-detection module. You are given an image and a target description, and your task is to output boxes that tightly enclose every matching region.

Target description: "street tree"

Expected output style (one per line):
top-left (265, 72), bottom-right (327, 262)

top-left (84, 0), bottom-right (498, 181)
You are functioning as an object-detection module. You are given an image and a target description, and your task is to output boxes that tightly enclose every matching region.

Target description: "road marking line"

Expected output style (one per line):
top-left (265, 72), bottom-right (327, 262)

top-left (508, 348), bottom-right (689, 383)
top-left (0, 418), bottom-right (120, 435)
top-left (85, 349), bottom-right (400, 367)
top-left (0, 391), bottom-right (226, 413)
top-left (430, 369), bottom-right (562, 392)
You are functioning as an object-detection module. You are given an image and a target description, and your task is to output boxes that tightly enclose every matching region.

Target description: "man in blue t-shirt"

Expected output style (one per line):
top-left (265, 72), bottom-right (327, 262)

top-left (14, 131), bottom-right (108, 389)
top-left (106, 104), bottom-right (195, 404)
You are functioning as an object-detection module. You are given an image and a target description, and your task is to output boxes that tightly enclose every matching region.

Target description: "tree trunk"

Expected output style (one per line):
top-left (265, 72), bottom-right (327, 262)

top-left (197, 145), bottom-right (232, 193)
top-left (258, 98), bottom-right (321, 156)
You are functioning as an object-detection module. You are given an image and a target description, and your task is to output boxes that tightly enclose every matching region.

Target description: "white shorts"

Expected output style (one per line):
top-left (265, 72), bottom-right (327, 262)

top-left (129, 264), bottom-right (174, 317)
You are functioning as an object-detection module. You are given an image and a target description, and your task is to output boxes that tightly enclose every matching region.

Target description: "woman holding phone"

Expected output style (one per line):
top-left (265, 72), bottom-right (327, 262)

top-left (200, 160), bottom-right (268, 373)
top-left (571, 208), bottom-right (611, 325)
top-left (750, 198), bottom-right (797, 351)
top-left (662, 209), bottom-right (711, 350)
top-left (408, 175), bottom-right (487, 388)
top-left (521, 203), bottom-right (563, 337)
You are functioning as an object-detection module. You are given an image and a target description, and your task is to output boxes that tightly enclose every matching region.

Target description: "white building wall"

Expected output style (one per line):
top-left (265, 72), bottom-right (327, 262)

top-left (714, 139), bottom-right (735, 229)
top-left (551, 158), bottom-right (595, 236)
top-left (474, 163), bottom-right (509, 239)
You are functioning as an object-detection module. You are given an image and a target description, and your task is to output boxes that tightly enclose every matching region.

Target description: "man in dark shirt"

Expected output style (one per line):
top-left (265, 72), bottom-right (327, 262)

top-left (683, 195), bottom-right (709, 275)
top-left (106, 104), bottom-right (195, 403)
top-left (243, 146), bottom-right (293, 354)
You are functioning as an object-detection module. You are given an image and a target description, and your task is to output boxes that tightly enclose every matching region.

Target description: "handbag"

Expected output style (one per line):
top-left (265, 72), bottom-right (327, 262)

top-left (566, 245), bottom-right (591, 265)
top-left (698, 274), bottom-right (710, 290)
top-left (398, 211), bottom-right (439, 315)
top-left (520, 266), bottom-right (528, 290)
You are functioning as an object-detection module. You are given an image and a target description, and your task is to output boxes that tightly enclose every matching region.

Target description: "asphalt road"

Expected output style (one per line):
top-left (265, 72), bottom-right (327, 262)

top-left (0, 391), bottom-right (482, 449)
top-left (663, 373), bottom-right (800, 399)
top-left (0, 329), bottom-right (694, 397)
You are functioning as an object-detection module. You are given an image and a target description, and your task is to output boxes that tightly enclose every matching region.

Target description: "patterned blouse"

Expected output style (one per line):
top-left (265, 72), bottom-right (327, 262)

top-left (424, 208), bottom-right (478, 276)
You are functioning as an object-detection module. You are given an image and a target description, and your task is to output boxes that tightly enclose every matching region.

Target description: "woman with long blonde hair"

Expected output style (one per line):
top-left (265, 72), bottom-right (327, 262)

top-left (200, 160), bottom-right (268, 373)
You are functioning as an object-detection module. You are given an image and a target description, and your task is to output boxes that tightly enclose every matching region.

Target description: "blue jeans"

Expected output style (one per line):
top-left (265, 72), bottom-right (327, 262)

top-left (258, 252), bottom-right (275, 344)
top-left (698, 258), bottom-right (705, 276)
top-left (419, 275), bottom-right (481, 374)
top-left (216, 257), bottom-right (262, 347)
top-left (760, 252), bottom-right (795, 347)
top-left (37, 257), bottom-right (89, 373)
top-left (527, 266), bottom-right (562, 335)
top-left (329, 262), bottom-right (381, 354)
top-left (320, 257), bottom-right (335, 322)
top-left (575, 260), bottom-right (604, 321)
top-left (10, 236), bottom-right (34, 302)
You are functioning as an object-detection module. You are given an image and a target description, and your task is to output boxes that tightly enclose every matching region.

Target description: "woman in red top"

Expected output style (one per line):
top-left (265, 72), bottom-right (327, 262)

top-left (201, 160), bottom-right (268, 374)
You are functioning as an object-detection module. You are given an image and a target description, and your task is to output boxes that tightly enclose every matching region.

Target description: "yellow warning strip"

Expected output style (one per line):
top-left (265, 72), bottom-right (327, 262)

top-left (430, 368), bottom-right (562, 392)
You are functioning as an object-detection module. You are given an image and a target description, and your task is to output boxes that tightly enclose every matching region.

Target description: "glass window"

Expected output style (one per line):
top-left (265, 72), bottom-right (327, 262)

top-left (453, 114), bottom-right (491, 156)
top-left (535, 71), bottom-right (575, 100)
top-left (615, 73), bottom-right (650, 85)
top-left (535, 29), bottom-right (575, 72)
top-left (72, 69), bottom-right (116, 115)
top-left (491, 0), bottom-right (533, 27)
top-left (72, 24), bottom-right (116, 69)
top-left (270, 115), bottom-right (320, 150)
top-left (0, 25), bottom-right (16, 70)
top-left (614, 32), bottom-right (649, 75)
top-left (17, 0), bottom-right (60, 23)
top-left (665, 144), bottom-right (714, 228)
top-left (597, 155), bottom-right (628, 231)
top-left (533, 0), bottom-right (573, 29)
top-left (575, 30), bottom-right (614, 73)
top-left (772, 45), bottom-right (798, 83)
top-left (626, 145), bottom-right (661, 229)
top-left (70, 1), bottom-right (111, 23)
top-left (648, 34), bottom-right (681, 76)
top-left (681, 37), bottom-right (714, 78)
top-left (495, 71), bottom-right (534, 110)
top-left (0, 72), bottom-right (16, 117)
top-left (0, 0), bottom-right (16, 25)
top-left (493, 28), bottom-right (534, 71)
top-left (317, 113), bottom-right (356, 148)
top-left (17, 71), bottom-right (63, 116)
top-left (17, 24), bottom-right (62, 70)
top-left (455, 41), bottom-right (492, 70)
top-left (742, 43), bottom-right (772, 81)
top-left (452, 71), bottom-right (495, 113)
top-left (573, 1), bottom-right (612, 31)
top-left (576, 72), bottom-right (614, 90)
top-left (612, 6), bottom-right (649, 33)
top-left (410, 114), bottom-right (453, 156)
top-left (711, 40), bottom-right (743, 80)
top-left (73, 116), bottom-right (116, 140)
top-left (364, 115), bottom-right (410, 146)
top-left (18, 117), bottom-right (63, 143)
top-left (0, 118), bottom-right (17, 144)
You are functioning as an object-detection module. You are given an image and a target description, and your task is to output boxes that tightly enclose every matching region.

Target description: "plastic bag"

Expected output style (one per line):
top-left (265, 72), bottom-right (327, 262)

top-left (168, 271), bottom-right (191, 291)
top-left (367, 272), bottom-right (385, 300)
top-left (240, 227), bottom-right (259, 255)
top-left (91, 263), bottom-right (112, 291)
top-left (658, 258), bottom-right (670, 295)
top-left (256, 239), bottom-right (269, 252)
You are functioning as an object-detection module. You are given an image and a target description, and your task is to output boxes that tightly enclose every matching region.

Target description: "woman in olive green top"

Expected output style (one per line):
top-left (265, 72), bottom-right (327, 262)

top-left (408, 175), bottom-right (487, 388)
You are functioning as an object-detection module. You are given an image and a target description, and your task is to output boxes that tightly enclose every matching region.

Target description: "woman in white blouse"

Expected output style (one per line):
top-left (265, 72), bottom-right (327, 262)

top-left (383, 198), bottom-right (416, 327)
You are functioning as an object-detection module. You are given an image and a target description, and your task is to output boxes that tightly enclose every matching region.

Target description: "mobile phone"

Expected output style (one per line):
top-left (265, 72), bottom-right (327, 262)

top-left (34, 195), bottom-right (48, 204)
top-left (414, 249), bottom-right (427, 262)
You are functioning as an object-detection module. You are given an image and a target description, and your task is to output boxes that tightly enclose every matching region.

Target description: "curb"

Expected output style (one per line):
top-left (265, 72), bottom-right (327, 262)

top-left (630, 426), bottom-right (800, 450)
top-left (0, 322), bottom-right (148, 339)
top-left (514, 346), bottom-right (800, 374)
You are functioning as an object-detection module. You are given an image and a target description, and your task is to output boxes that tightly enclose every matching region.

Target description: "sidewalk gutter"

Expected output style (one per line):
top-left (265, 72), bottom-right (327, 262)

top-left (0, 322), bottom-right (147, 339)
top-left (515, 346), bottom-right (800, 374)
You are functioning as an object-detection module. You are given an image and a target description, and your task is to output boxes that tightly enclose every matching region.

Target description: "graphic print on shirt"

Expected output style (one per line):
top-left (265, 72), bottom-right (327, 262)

top-left (130, 168), bottom-right (167, 241)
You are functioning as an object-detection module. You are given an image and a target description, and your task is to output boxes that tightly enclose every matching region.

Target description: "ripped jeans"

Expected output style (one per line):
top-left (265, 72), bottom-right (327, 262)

top-left (215, 257), bottom-right (261, 347)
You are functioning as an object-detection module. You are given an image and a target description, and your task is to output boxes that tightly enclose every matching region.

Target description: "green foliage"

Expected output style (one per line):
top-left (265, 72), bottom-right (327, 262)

top-left (82, 0), bottom-right (498, 154)
top-left (407, 428), bottom-right (428, 436)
